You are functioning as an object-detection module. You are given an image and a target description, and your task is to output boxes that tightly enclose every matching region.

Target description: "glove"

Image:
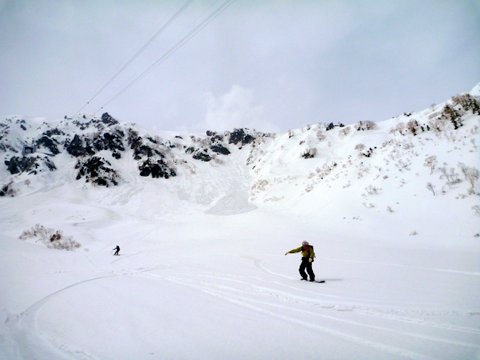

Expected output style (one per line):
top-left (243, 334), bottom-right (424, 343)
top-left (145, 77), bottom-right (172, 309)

top-left (309, 258), bottom-right (313, 263)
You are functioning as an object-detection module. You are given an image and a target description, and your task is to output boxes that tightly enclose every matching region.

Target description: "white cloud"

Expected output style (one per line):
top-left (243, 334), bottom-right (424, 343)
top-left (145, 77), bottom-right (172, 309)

top-left (203, 85), bottom-right (278, 133)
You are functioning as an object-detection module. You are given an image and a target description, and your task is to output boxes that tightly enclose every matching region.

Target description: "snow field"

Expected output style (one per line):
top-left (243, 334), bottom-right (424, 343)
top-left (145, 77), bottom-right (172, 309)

top-left (1, 195), bottom-right (479, 360)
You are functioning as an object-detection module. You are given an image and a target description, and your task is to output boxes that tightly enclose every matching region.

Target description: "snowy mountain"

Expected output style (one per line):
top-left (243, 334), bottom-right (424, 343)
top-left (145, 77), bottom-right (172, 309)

top-left (1, 87), bottom-right (479, 236)
top-left (0, 86), bottom-right (479, 360)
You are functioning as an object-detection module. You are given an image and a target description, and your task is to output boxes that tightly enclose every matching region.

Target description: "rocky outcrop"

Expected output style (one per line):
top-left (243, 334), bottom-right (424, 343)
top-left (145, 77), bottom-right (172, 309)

top-left (192, 149), bottom-right (212, 162)
top-left (75, 156), bottom-right (120, 187)
top-left (100, 112), bottom-right (119, 126)
top-left (210, 144), bottom-right (230, 155)
top-left (228, 129), bottom-right (255, 146)
top-left (66, 134), bottom-right (95, 157)
top-left (93, 129), bottom-right (125, 159)
top-left (0, 182), bottom-right (16, 197)
top-left (5, 155), bottom-right (56, 175)
top-left (0, 113), bottom-right (265, 195)
top-left (127, 129), bottom-right (164, 160)
top-left (138, 158), bottom-right (176, 179)
top-left (36, 135), bottom-right (60, 155)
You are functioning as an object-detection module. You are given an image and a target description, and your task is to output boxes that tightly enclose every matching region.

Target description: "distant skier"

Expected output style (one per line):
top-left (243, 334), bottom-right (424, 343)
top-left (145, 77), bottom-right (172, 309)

top-left (113, 245), bottom-right (120, 256)
top-left (285, 241), bottom-right (315, 281)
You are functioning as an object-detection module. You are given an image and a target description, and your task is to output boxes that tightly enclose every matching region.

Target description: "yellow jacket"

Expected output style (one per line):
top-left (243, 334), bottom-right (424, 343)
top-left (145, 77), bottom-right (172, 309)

top-left (287, 245), bottom-right (315, 259)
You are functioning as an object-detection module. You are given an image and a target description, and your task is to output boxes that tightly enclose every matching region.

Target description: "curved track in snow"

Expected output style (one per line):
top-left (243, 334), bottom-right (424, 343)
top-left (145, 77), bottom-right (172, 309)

top-left (137, 257), bottom-right (480, 360)
top-left (4, 265), bottom-right (161, 360)
top-left (2, 253), bottom-right (480, 360)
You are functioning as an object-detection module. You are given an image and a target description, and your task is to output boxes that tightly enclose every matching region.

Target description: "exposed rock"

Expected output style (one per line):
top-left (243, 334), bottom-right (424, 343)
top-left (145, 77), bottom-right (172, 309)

top-left (44, 128), bottom-right (65, 137)
top-left (135, 144), bottom-right (162, 160)
top-left (302, 148), bottom-right (316, 159)
top-left (127, 129), bottom-right (163, 160)
top-left (75, 156), bottom-right (120, 187)
top-left (5, 157), bottom-right (35, 174)
top-left (5, 155), bottom-right (56, 175)
top-left (229, 129), bottom-right (255, 145)
top-left (138, 159), bottom-right (176, 179)
top-left (206, 131), bottom-right (225, 143)
top-left (192, 149), bottom-right (212, 162)
top-left (210, 144), bottom-right (230, 155)
top-left (36, 135), bottom-right (60, 155)
top-left (0, 182), bottom-right (16, 197)
top-left (101, 112), bottom-right (119, 126)
top-left (66, 134), bottom-right (95, 157)
top-left (93, 130), bottom-right (125, 154)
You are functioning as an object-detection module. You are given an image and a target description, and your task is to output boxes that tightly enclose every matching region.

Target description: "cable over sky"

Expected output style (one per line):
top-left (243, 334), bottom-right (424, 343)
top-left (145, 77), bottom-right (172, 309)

top-left (76, 0), bottom-right (194, 114)
top-left (94, 0), bottom-right (235, 115)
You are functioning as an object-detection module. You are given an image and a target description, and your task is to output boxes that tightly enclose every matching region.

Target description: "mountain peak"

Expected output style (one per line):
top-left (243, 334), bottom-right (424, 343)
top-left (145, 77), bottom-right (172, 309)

top-left (470, 82), bottom-right (480, 97)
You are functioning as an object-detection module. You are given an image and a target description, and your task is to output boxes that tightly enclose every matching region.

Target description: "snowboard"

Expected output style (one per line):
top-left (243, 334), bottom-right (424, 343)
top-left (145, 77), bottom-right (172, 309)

top-left (301, 279), bottom-right (325, 283)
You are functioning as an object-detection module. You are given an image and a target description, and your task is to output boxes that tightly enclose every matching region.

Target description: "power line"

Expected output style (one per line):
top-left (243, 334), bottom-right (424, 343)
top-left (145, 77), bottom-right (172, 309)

top-left (76, 0), bottom-right (193, 114)
top-left (94, 0), bottom-right (235, 114)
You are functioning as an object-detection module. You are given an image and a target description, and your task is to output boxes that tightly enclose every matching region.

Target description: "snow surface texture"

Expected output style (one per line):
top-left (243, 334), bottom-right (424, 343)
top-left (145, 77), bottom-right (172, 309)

top-left (0, 87), bottom-right (480, 359)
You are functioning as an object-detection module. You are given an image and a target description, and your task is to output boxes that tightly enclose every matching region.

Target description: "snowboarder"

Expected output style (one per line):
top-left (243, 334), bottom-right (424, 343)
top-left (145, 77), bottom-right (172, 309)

top-left (113, 245), bottom-right (120, 256)
top-left (285, 241), bottom-right (315, 281)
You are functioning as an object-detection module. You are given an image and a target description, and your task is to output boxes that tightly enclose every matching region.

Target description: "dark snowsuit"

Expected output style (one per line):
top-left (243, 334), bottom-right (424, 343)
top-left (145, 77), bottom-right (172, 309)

top-left (113, 246), bottom-right (120, 256)
top-left (286, 245), bottom-right (315, 281)
top-left (299, 256), bottom-right (315, 281)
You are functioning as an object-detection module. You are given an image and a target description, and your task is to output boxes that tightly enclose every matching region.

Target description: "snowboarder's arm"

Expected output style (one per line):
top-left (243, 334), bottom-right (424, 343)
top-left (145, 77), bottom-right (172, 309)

top-left (285, 246), bottom-right (302, 255)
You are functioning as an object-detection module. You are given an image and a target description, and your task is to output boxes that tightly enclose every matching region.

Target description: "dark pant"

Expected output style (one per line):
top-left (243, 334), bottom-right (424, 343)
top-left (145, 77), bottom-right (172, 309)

top-left (299, 257), bottom-right (315, 281)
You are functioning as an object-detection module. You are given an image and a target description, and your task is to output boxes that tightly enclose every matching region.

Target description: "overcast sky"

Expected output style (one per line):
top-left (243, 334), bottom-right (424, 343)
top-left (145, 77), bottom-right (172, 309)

top-left (1, 0), bottom-right (479, 133)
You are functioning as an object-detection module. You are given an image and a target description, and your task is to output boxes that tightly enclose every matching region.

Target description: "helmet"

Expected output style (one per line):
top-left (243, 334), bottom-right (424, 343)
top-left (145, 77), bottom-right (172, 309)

top-left (302, 241), bottom-right (309, 246)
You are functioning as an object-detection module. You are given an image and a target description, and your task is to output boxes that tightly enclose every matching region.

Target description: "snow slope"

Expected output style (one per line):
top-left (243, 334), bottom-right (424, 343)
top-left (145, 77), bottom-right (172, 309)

top-left (0, 87), bottom-right (479, 359)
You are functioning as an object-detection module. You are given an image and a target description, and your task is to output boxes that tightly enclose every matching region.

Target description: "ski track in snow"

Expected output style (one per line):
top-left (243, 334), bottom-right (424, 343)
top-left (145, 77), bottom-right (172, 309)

top-left (318, 257), bottom-right (480, 277)
top-left (2, 254), bottom-right (480, 360)
top-left (135, 253), bottom-right (480, 360)
top-left (4, 266), bottom-right (161, 360)
top-left (250, 258), bottom-right (480, 334)
top-left (141, 271), bottom-right (478, 360)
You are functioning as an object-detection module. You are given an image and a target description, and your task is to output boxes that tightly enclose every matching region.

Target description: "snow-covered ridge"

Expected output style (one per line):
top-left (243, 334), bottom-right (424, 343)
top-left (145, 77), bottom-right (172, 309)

top-left (1, 87), bottom-right (479, 208)
top-left (0, 112), bottom-right (266, 195)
